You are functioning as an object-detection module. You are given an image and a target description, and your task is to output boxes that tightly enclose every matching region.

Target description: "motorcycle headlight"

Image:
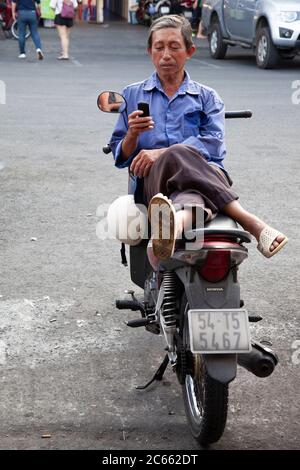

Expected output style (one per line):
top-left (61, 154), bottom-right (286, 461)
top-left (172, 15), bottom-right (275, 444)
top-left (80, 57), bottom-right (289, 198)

top-left (278, 11), bottom-right (299, 23)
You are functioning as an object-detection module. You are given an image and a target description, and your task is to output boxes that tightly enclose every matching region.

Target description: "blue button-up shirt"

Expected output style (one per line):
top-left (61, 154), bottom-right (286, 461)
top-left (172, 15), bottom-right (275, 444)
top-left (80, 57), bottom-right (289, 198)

top-left (109, 71), bottom-right (226, 196)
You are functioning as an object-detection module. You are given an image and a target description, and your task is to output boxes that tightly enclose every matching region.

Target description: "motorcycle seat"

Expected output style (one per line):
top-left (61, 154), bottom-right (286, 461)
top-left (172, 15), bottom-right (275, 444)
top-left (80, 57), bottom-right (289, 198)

top-left (185, 214), bottom-right (252, 244)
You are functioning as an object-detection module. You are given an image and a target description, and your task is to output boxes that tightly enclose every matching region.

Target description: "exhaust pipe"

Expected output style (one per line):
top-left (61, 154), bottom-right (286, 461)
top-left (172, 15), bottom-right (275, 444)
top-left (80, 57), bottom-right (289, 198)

top-left (237, 341), bottom-right (278, 378)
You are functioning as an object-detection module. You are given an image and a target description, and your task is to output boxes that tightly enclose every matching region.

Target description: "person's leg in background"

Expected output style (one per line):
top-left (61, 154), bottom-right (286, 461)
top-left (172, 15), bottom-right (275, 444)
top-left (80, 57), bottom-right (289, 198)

top-left (17, 11), bottom-right (27, 57)
top-left (65, 26), bottom-right (71, 55)
top-left (77, 0), bottom-right (83, 20)
top-left (196, 19), bottom-right (206, 39)
top-left (27, 10), bottom-right (43, 59)
top-left (56, 24), bottom-right (70, 58)
top-left (97, 0), bottom-right (104, 23)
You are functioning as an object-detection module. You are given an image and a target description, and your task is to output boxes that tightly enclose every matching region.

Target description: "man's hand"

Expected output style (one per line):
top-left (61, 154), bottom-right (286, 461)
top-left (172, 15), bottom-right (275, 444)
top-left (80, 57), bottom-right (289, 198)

top-left (120, 110), bottom-right (154, 162)
top-left (127, 110), bottom-right (154, 138)
top-left (130, 148), bottom-right (167, 178)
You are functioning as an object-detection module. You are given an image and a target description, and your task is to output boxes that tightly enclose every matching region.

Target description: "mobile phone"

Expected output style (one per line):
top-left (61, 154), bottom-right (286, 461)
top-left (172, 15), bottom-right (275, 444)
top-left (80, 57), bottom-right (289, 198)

top-left (137, 102), bottom-right (150, 117)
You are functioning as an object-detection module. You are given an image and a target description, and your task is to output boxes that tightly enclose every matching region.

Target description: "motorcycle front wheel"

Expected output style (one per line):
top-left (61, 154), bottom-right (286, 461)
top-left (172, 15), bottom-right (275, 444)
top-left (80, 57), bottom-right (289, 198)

top-left (180, 294), bottom-right (228, 446)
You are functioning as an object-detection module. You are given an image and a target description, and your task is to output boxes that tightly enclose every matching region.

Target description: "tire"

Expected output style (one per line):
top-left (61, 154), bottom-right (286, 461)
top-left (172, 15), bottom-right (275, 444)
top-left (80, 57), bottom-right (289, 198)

top-left (256, 26), bottom-right (279, 69)
top-left (180, 294), bottom-right (228, 446)
top-left (209, 20), bottom-right (227, 60)
top-left (11, 20), bottom-right (31, 40)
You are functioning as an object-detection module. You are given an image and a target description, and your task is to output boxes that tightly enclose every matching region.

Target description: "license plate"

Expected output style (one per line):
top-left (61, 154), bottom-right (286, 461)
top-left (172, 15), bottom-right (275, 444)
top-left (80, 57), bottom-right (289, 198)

top-left (184, 11), bottom-right (193, 18)
top-left (188, 309), bottom-right (251, 354)
top-left (160, 6), bottom-right (170, 14)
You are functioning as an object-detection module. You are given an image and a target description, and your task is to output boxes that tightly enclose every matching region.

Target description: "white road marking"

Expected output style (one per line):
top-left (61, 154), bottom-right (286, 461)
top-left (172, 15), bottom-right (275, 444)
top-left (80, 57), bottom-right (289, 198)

top-left (190, 57), bottom-right (222, 69)
top-left (0, 341), bottom-right (7, 365)
top-left (71, 58), bottom-right (83, 67)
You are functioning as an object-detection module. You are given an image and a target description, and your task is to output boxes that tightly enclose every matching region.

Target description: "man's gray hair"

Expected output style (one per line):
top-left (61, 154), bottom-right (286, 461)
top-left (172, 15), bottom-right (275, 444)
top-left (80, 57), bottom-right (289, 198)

top-left (147, 15), bottom-right (194, 50)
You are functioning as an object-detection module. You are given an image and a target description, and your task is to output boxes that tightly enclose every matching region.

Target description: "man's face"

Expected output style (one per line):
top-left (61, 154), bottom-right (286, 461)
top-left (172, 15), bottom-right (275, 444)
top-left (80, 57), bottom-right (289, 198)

top-left (148, 28), bottom-right (195, 78)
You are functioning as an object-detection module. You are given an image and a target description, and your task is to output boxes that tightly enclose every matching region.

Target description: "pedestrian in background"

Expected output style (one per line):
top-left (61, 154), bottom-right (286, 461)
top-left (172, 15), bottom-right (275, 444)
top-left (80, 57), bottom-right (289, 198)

top-left (11, 0), bottom-right (44, 59)
top-left (192, 0), bottom-right (202, 33)
top-left (97, 0), bottom-right (103, 23)
top-left (193, 0), bottom-right (206, 39)
top-left (76, 0), bottom-right (82, 21)
top-left (50, 0), bottom-right (78, 60)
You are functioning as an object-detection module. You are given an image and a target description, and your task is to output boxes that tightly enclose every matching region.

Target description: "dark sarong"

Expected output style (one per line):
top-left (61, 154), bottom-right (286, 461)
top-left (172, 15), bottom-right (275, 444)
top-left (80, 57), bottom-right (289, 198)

top-left (143, 144), bottom-right (238, 221)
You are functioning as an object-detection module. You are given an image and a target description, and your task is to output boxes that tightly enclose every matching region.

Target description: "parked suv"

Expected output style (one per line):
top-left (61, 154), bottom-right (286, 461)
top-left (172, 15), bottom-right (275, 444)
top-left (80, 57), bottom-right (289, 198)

top-left (201, 0), bottom-right (300, 68)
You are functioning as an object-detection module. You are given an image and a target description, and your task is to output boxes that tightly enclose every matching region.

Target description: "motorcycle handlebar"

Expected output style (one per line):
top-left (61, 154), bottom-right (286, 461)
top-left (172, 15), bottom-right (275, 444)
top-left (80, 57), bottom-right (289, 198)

top-left (102, 110), bottom-right (252, 154)
top-left (225, 110), bottom-right (252, 119)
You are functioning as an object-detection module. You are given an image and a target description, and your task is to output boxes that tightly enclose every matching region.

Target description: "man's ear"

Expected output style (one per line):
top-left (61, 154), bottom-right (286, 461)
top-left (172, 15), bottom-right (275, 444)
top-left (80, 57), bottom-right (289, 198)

top-left (187, 45), bottom-right (196, 59)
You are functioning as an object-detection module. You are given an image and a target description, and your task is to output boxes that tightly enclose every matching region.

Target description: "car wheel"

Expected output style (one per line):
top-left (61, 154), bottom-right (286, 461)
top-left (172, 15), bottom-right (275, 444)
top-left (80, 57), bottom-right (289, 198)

top-left (256, 26), bottom-right (279, 69)
top-left (209, 20), bottom-right (227, 60)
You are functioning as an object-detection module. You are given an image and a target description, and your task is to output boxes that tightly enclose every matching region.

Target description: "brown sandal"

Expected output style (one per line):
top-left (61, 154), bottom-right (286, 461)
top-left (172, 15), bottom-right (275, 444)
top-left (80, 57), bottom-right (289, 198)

top-left (148, 193), bottom-right (177, 260)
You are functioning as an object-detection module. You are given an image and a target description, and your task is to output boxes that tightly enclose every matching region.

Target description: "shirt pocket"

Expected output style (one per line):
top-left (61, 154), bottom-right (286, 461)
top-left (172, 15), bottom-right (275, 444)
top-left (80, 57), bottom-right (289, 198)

top-left (183, 110), bottom-right (201, 139)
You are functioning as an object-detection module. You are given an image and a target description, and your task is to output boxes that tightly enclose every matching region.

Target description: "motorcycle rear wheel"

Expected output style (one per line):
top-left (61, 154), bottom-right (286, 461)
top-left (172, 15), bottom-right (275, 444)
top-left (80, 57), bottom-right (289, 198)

top-left (180, 295), bottom-right (228, 446)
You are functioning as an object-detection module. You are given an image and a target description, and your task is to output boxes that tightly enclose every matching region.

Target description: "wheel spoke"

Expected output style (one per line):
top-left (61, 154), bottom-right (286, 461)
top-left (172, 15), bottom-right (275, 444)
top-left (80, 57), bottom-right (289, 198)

top-left (185, 375), bottom-right (203, 423)
top-left (180, 295), bottom-right (228, 444)
top-left (211, 31), bottom-right (218, 54)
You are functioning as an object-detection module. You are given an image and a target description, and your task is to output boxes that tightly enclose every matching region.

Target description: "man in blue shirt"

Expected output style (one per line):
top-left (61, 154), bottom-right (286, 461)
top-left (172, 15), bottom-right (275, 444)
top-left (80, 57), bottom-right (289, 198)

top-left (109, 15), bottom-right (287, 262)
top-left (12, 0), bottom-right (44, 59)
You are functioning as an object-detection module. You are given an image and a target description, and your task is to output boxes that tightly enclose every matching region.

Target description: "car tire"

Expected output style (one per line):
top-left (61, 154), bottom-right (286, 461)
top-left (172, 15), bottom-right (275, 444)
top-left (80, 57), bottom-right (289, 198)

top-left (209, 20), bottom-right (227, 60)
top-left (256, 26), bottom-right (279, 69)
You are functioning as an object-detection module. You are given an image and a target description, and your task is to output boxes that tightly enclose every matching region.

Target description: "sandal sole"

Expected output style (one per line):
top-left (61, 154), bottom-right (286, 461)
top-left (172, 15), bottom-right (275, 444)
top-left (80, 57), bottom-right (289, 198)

top-left (148, 194), bottom-right (176, 260)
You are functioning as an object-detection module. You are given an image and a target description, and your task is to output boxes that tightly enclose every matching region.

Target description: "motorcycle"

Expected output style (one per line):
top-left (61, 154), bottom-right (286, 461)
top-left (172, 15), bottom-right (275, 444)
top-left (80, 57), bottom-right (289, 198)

top-left (0, 0), bottom-right (30, 40)
top-left (170, 0), bottom-right (192, 15)
top-left (97, 91), bottom-right (279, 446)
top-left (176, 0), bottom-right (196, 27)
top-left (136, 0), bottom-right (172, 26)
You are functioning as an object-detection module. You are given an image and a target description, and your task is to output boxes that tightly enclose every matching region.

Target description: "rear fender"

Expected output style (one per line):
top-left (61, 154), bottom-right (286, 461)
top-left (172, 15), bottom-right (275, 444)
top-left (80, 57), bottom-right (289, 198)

top-left (203, 354), bottom-right (237, 384)
top-left (175, 266), bottom-right (238, 384)
top-left (175, 266), bottom-right (241, 310)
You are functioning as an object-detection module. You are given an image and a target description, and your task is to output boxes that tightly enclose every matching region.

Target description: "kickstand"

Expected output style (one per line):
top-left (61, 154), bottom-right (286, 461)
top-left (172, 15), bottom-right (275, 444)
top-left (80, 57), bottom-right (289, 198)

top-left (136, 354), bottom-right (169, 390)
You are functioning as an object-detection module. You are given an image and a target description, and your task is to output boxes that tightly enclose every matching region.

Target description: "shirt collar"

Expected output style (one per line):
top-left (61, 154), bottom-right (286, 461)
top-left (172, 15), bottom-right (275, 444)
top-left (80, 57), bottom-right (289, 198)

top-left (143, 71), bottom-right (200, 96)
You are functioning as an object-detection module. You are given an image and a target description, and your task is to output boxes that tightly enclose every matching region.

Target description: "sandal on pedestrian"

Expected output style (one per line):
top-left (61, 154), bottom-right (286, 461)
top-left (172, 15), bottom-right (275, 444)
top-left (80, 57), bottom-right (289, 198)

top-left (148, 193), bottom-right (177, 260)
top-left (57, 56), bottom-right (69, 60)
top-left (257, 226), bottom-right (288, 258)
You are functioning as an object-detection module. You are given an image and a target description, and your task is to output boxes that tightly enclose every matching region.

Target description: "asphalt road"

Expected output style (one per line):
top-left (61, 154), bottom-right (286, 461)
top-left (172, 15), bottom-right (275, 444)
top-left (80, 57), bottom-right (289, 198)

top-left (0, 21), bottom-right (299, 451)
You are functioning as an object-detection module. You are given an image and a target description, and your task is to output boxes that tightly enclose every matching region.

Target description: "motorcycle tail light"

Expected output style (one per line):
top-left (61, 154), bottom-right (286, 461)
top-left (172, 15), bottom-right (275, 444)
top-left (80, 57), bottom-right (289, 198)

top-left (199, 250), bottom-right (230, 283)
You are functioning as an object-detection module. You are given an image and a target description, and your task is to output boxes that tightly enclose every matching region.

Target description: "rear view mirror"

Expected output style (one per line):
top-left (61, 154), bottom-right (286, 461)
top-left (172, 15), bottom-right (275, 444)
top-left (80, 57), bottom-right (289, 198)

top-left (97, 91), bottom-right (126, 113)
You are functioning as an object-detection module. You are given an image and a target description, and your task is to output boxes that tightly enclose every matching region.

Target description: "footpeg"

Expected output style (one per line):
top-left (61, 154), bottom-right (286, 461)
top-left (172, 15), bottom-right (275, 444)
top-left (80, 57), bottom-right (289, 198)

top-left (248, 315), bottom-right (263, 322)
top-left (127, 318), bottom-right (151, 328)
top-left (116, 299), bottom-right (142, 311)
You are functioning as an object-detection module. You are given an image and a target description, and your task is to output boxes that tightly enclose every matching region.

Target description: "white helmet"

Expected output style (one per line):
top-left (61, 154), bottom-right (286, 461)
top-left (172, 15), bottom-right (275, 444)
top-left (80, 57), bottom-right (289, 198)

top-left (107, 195), bottom-right (148, 246)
